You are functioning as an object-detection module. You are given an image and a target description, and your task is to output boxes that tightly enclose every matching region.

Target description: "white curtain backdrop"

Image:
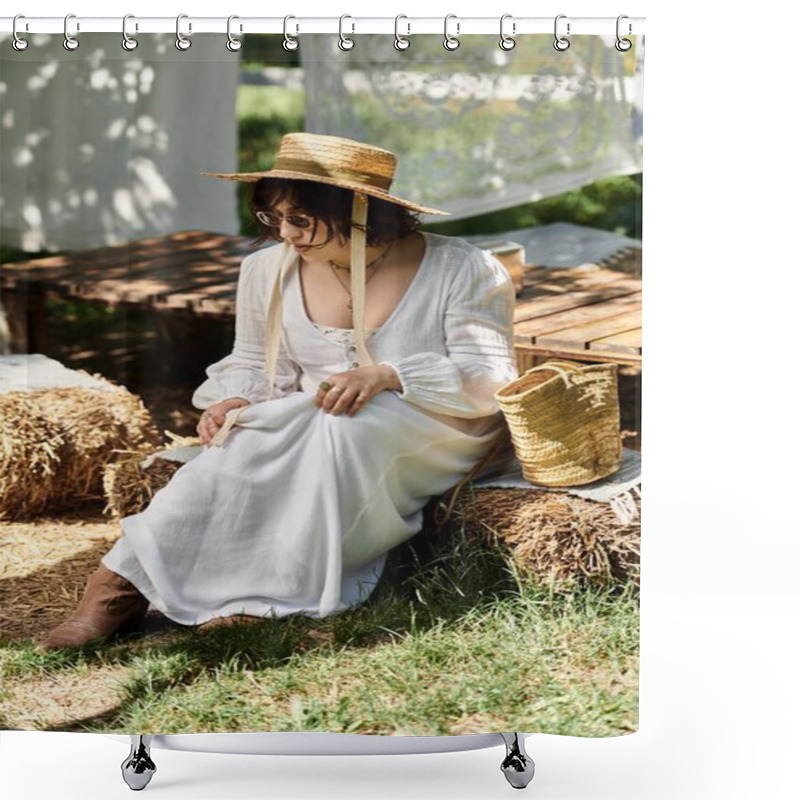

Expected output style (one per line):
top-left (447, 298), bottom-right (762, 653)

top-left (301, 34), bottom-right (643, 220)
top-left (0, 33), bottom-right (239, 251)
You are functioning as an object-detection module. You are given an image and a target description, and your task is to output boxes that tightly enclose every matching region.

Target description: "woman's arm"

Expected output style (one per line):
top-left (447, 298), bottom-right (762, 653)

top-left (380, 247), bottom-right (518, 418)
top-left (192, 249), bottom-right (301, 410)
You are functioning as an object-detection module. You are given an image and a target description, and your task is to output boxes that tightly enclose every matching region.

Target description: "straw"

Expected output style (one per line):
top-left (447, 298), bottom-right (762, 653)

top-left (0, 385), bottom-right (161, 520)
top-left (451, 488), bottom-right (640, 588)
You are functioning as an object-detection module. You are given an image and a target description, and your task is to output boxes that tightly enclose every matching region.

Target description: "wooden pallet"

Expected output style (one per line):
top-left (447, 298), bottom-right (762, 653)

top-left (0, 231), bottom-right (250, 313)
top-left (513, 264), bottom-right (641, 368)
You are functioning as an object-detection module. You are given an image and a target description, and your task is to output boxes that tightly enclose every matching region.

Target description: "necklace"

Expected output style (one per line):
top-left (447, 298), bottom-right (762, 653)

top-left (328, 244), bottom-right (392, 310)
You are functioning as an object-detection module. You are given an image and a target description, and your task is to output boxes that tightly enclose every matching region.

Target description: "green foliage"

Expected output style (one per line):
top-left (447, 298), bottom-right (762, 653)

top-left (429, 173), bottom-right (642, 240)
top-left (240, 36), bottom-right (300, 68)
top-left (235, 86), bottom-right (305, 238)
top-left (0, 245), bottom-right (59, 264)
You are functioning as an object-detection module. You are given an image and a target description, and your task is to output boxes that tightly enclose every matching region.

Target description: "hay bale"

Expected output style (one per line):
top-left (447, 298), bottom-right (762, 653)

top-left (103, 437), bottom-right (199, 517)
top-left (0, 385), bottom-right (161, 520)
top-left (451, 488), bottom-right (640, 588)
top-left (0, 394), bottom-right (67, 519)
top-left (103, 455), bottom-right (182, 518)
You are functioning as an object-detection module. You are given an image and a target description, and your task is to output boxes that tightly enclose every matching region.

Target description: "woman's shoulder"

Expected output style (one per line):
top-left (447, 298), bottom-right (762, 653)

top-left (239, 243), bottom-right (293, 287)
top-left (241, 242), bottom-right (288, 271)
top-left (421, 232), bottom-right (513, 286)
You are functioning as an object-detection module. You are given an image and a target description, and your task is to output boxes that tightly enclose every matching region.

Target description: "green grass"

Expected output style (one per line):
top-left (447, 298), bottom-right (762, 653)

top-left (113, 588), bottom-right (637, 737)
top-left (0, 522), bottom-right (638, 736)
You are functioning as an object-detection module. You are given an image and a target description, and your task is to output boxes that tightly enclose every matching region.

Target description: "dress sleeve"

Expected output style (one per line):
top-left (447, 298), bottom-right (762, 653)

top-left (192, 250), bottom-right (301, 409)
top-left (380, 248), bottom-right (518, 419)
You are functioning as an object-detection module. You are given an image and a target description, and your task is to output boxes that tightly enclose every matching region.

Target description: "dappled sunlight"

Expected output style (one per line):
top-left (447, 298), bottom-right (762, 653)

top-left (0, 33), bottom-right (239, 253)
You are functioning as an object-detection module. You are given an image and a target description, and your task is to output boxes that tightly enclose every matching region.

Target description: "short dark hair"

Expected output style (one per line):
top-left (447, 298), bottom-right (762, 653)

top-left (249, 178), bottom-right (421, 248)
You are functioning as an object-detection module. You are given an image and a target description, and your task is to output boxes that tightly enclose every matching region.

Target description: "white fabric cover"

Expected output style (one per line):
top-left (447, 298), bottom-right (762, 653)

top-left (301, 35), bottom-right (644, 221)
top-left (0, 33), bottom-right (239, 251)
top-left (102, 233), bottom-right (518, 624)
top-left (0, 353), bottom-right (113, 393)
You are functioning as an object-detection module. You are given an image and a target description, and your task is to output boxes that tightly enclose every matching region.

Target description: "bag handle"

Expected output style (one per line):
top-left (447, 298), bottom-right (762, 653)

top-left (519, 360), bottom-right (583, 385)
top-left (524, 360), bottom-right (582, 377)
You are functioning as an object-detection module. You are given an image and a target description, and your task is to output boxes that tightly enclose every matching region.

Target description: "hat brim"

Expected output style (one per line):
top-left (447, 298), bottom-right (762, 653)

top-left (200, 169), bottom-right (449, 217)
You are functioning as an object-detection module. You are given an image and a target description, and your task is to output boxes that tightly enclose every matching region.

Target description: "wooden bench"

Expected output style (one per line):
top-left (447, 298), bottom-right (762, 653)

top-left (1, 231), bottom-right (641, 369)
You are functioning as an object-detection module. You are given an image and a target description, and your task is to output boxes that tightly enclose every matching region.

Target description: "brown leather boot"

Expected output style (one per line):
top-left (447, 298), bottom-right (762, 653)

top-left (44, 564), bottom-right (149, 649)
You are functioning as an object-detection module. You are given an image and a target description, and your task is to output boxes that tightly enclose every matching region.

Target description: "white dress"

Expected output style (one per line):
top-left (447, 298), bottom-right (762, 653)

top-left (102, 232), bottom-right (518, 625)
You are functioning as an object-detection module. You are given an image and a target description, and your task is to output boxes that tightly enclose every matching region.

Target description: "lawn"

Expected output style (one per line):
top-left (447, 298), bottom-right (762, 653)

top-left (0, 502), bottom-right (638, 736)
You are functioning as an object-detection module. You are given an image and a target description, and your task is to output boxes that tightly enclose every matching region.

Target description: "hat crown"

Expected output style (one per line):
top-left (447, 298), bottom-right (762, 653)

top-left (274, 133), bottom-right (397, 192)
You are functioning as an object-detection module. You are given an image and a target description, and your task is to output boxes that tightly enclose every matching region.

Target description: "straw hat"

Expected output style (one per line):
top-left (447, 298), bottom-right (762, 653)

top-left (201, 132), bottom-right (449, 217)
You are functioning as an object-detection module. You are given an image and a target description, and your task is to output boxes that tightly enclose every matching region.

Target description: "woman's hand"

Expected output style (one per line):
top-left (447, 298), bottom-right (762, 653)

top-left (315, 365), bottom-right (401, 416)
top-left (197, 397), bottom-right (250, 445)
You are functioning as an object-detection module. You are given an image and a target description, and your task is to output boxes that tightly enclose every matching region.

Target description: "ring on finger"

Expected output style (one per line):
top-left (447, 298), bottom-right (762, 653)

top-left (318, 380), bottom-right (333, 391)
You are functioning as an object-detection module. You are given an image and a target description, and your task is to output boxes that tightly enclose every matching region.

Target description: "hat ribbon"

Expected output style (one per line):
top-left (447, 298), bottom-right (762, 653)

top-left (349, 193), bottom-right (375, 370)
top-left (274, 157), bottom-right (393, 191)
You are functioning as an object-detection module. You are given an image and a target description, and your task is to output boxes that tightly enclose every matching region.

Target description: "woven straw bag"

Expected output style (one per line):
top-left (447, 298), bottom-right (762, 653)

top-left (494, 360), bottom-right (622, 487)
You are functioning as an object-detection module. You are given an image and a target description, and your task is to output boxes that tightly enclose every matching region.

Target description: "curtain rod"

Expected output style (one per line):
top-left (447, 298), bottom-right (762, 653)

top-left (0, 16), bottom-right (646, 36)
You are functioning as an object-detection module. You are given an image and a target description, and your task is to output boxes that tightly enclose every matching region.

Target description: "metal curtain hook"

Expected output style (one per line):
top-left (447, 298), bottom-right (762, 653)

top-left (499, 14), bottom-right (516, 51)
top-left (615, 15), bottom-right (632, 51)
top-left (63, 13), bottom-right (79, 51)
top-left (122, 14), bottom-right (138, 51)
top-left (394, 15), bottom-right (410, 51)
top-left (227, 15), bottom-right (243, 52)
top-left (553, 14), bottom-right (570, 51)
top-left (283, 15), bottom-right (299, 51)
top-left (339, 15), bottom-right (354, 50)
top-left (175, 13), bottom-right (192, 51)
top-left (443, 14), bottom-right (460, 51)
top-left (12, 14), bottom-right (29, 51)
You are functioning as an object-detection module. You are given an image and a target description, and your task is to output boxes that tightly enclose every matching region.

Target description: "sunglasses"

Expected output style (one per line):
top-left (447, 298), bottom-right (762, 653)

top-left (256, 210), bottom-right (315, 230)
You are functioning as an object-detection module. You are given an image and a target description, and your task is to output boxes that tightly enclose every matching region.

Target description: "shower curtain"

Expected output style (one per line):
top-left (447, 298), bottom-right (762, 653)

top-left (0, 27), bottom-right (642, 741)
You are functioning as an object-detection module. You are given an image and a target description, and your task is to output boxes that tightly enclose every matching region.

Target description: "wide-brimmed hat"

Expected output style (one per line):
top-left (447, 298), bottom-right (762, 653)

top-left (201, 132), bottom-right (448, 217)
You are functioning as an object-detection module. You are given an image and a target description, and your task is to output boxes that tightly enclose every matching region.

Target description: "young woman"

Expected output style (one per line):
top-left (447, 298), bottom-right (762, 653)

top-left (45, 133), bottom-right (518, 648)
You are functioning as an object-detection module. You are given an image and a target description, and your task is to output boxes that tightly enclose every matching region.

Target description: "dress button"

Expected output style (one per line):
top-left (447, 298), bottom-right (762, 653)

top-left (348, 345), bottom-right (357, 352)
top-left (350, 362), bottom-right (359, 369)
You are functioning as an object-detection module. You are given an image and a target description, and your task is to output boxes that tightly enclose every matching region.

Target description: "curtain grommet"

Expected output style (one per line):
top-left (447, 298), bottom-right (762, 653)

top-left (394, 15), bottom-right (410, 51)
top-left (175, 13), bottom-right (192, 51)
top-left (615, 15), bottom-right (632, 51)
top-left (553, 14), bottom-right (570, 51)
top-left (63, 13), bottom-right (80, 51)
top-left (283, 15), bottom-right (299, 51)
top-left (443, 14), bottom-right (460, 51)
top-left (226, 15), bottom-right (243, 52)
top-left (499, 14), bottom-right (516, 51)
top-left (338, 15), bottom-right (355, 51)
top-left (12, 14), bottom-right (29, 51)
top-left (121, 14), bottom-right (138, 51)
